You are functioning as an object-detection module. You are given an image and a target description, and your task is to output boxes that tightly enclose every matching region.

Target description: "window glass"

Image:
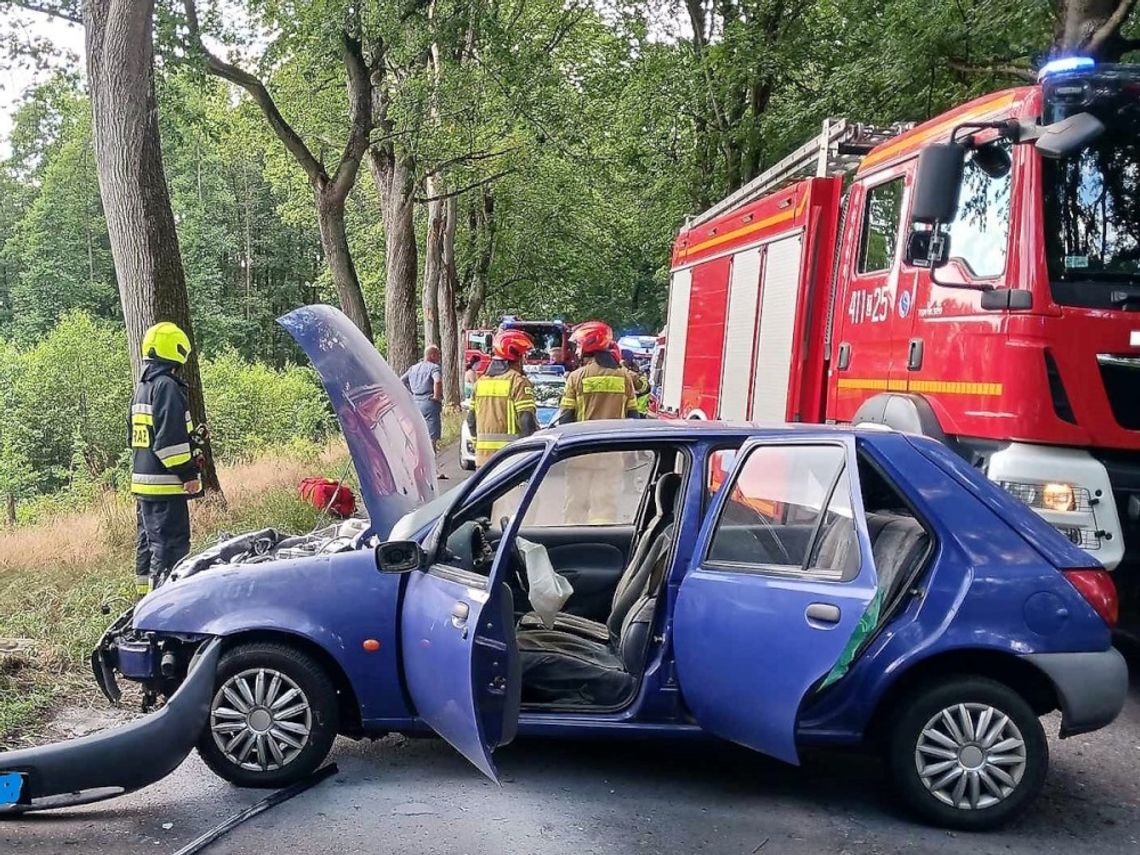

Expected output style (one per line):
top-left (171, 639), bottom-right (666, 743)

top-left (706, 448), bottom-right (739, 501)
top-left (519, 450), bottom-right (655, 527)
top-left (805, 468), bottom-right (861, 578)
top-left (708, 445), bottom-right (847, 570)
top-left (858, 178), bottom-right (904, 273)
top-left (944, 142), bottom-right (1012, 278)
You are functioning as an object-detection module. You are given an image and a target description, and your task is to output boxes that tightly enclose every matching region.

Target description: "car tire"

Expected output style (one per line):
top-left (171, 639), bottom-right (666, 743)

top-left (460, 458), bottom-right (476, 471)
top-left (886, 675), bottom-right (1048, 830)
top-left (197, 642), bottom-right (338, 788)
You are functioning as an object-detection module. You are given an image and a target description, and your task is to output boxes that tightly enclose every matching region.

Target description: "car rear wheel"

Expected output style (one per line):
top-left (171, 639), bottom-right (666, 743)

top-left (197, 642), bottom-right (338, 788)
top-left (886, 676), bottom-right (1048, 830)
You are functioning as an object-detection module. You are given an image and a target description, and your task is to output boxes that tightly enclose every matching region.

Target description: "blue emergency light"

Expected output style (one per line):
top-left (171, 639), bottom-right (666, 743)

top-left (1038, 56), bottom-right (1095, 81)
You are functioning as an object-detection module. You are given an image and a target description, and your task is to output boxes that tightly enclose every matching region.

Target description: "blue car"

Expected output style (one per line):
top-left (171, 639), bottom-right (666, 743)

top-left (7, 305), bottom-right (1126, 828)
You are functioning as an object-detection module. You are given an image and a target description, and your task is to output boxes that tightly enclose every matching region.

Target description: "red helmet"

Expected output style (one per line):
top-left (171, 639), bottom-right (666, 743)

top-left (570, 320), bottom-right (613, 355)
top-left (607, 342), bottom-right (622, 363)
top-left (493, 328), bottom-right (534, 361)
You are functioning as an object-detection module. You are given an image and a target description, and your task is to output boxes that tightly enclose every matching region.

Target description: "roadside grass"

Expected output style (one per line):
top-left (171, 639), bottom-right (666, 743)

top-left (441, 406), bottom-right (463, 450)
top-left (0, 442), bottom-right (350, 748)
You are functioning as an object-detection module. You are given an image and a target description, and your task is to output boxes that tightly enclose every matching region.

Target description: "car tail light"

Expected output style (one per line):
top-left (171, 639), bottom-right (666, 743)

top-left (1062, 568), bottom-right (1119, 628)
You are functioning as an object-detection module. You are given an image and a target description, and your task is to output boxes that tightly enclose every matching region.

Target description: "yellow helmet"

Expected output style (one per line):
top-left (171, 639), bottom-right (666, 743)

top-left (141, 322), bottom-right (192, 364)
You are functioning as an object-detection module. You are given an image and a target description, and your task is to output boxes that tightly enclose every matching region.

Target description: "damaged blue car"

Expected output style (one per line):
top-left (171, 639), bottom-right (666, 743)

top-left (2, 304), bottom-right (1128, 830)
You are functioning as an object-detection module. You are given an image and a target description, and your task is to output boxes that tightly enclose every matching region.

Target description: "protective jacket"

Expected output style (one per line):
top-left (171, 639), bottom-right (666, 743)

top-left (129, 360), bottom-right (200, 499)
top-left (558, 354), bottom-right (638, 423)
top-left (467, 360), bottom-right (538, 464)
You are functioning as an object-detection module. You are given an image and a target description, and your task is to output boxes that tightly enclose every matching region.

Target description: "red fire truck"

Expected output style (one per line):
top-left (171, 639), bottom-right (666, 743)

top-left (464, 317), bottom-right (574, 374)
top-left (658, 59), bottom-right (1140, 591)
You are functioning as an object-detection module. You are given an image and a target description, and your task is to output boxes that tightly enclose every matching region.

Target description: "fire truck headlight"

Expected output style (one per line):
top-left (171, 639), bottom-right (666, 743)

top-left (998, 480), bottom-right (1084, 512)
top-left (1042, 482), bottom-right (1077, 512)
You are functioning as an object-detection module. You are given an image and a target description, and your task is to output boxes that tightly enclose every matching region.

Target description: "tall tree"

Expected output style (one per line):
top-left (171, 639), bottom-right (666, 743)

top-left (182, 0), bottom-right (376, 341)
top-left (1054, 0), bottom-right (1140, 59)
top-left (84, 0), bottom-right (221, 493)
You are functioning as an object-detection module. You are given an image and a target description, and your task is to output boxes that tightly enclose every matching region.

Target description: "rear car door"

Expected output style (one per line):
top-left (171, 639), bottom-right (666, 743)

top-left (673, 437), bottom-right (878, 764)
top-left (398, 448), bottom-right (546, 780)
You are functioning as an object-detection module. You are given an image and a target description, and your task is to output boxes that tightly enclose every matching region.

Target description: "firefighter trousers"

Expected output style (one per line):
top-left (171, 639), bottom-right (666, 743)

top-left (135, 498), bottom-right (191, 590)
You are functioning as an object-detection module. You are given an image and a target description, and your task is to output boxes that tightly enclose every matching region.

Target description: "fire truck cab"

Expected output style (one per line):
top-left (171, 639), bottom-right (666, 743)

top-left (660, 60), bottom-right (1140, 591)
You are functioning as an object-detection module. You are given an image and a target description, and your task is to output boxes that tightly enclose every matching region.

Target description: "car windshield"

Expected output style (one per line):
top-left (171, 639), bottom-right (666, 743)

top-left (1042, 76), bottom-right (1140, 308)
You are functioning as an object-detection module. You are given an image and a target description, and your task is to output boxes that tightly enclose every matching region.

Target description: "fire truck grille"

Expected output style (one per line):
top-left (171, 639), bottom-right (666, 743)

top-left (1097, 354), bottom-right (1140, 430)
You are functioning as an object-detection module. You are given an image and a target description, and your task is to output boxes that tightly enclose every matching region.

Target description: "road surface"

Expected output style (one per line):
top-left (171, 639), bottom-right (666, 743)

top-left (4, 448), bottom-right (1140, 854)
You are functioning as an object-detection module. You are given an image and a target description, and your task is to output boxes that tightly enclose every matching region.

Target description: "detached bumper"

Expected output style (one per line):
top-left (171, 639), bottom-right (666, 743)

top-left (1023, 647), bottom-right (1129, 737)
top-left (0, 640), bottom-right (219, 813)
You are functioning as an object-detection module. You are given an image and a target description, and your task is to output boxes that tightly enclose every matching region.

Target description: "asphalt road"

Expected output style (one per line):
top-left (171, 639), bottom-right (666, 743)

top-left (5, 448), bottom-right (1140, 854)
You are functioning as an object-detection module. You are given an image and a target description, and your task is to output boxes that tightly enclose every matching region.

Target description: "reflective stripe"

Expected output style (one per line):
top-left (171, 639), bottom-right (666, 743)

top-left (131, 413), bottom-right (154, 426)
top-left (131, 404), bottom-right (154, 415)
top-left (582, 376), bottom-right (627, 394)
top-left (131, 482), bottom-right (189, 496)
top-left (132, 473), bottom-right (184, 486)
top-left (161, 452), bottom-right (193, 467)
top-left (514, 400), bottom-right (536, 412)
top-left (559, 395), bottom-right (576, 409)
top-left (476, 379), bottom-right (512, 398)
top-left (475, 438), bottom-right (510, 452)
top-left (155, 442), bottom-right (191, 462)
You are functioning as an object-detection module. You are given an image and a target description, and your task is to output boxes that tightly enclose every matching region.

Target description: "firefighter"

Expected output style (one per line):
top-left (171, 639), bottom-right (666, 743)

top-left (557, 322), bottom-right (638, 524)
top-left (130, 322), bottom-right (204, 596)
top-left (467, 329), bottom-right (539, 467)
top-left (619, 346), bottom-right (651, 416)
top-left (557, 322), bottom-right (638, 424)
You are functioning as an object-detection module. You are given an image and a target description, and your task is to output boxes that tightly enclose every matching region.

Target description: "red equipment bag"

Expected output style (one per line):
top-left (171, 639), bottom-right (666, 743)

top-left (298, 477), bottom-right (356, 518)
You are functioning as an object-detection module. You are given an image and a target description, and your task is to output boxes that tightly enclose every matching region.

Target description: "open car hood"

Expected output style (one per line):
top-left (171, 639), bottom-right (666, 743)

top-left (278, 305), bottom-right (436, 538)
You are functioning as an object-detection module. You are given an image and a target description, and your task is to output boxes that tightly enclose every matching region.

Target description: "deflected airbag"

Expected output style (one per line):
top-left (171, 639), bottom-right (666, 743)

top-left (516, 537), bottom-right (573, 628)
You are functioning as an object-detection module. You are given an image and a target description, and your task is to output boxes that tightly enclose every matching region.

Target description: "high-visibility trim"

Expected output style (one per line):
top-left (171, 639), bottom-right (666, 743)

top-left (837, 377), bottom-right (1003, 396)
top-left (507, 401), bottom-right (517, 436)
top-left (155, 442), bottom-right (192, 465)
top-left (857, 92), bottom-right (1020, 173)
top-left (131, 413), bottom-right (154, 426)
top-left (513, 400), bottom-right (536, 412)
top-left (131, 482), bottom-right (189, 496)
top-left (475, 438), bottom-right (511, 452)
top-left (686, 191), bottom-right (809, 256)
top-left (476, 379), bottom-right (512, 398)
top-left (131, 404), bottom-right (154, 415)
top-left (582, 376), bottom-right (628, 394)
top-left (626, 396), bottom-right (638, 411)
top-left (559, 395), bottom-right (577, 409)
top-left (132, 472), bottom-right (184, 485)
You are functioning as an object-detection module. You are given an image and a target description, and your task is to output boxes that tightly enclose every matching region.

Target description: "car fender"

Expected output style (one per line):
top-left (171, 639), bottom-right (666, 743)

top-left (0, 640), bottom-right (220, 813)
top-left (133, 549), bottom-right (411, 722)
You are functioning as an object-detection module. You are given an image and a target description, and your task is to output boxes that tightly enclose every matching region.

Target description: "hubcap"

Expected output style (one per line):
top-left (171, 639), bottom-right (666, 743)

top-left (914, 702), bottom-right (1027, 810)
top-left (210, 668), bottom-right (312, 772)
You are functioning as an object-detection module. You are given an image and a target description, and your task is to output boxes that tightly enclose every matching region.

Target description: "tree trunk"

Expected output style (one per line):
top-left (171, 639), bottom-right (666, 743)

top-left (461, 191), bottom-right (495, 331)
top-left (85, 0), bottom-right (222, 496)
top-left (422, 178), bottom-right (443, 350)
top-left (315, 192), bottom-right (373, 340)
top-left (437, 194), bottom-right (461, 406)
top-left (1054, 0), bottom-right (1139, 59)
top-left (368, 148), bottom-right (419, 373)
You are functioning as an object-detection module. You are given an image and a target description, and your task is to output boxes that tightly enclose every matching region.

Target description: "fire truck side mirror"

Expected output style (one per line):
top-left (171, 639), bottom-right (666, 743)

top-left (1034, 112), bottom-right (1105, 160)
top-left (905, 228), bottom-right (951, 270)
top-left (910, 143), bottom-right (966, 224)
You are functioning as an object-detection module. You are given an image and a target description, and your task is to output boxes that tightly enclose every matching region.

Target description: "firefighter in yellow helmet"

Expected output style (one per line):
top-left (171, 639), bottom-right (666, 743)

top-left (130, 322), bottom-right (205, 595)
top-left (466, 328), bottom-right (539, 467)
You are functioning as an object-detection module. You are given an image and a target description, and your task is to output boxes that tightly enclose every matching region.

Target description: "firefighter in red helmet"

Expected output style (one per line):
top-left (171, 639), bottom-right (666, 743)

top-left (557, 321), bottom-right (639, 524)
top-left (467, 328), bottom-right (538, 467)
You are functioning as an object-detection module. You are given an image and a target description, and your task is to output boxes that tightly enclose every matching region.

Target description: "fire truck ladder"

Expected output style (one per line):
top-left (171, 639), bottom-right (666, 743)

top-left (689, 118), bottom-right (914, 227)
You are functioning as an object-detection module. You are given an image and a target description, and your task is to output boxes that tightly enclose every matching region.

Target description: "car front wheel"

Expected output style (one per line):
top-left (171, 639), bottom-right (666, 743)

top-left (886, 675), bottom-right (1048, 830)
top-left (197, 642), bottom-right (338, 788)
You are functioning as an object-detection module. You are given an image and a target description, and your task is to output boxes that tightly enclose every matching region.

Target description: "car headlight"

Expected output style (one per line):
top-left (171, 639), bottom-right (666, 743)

top-left (998, 480), bottom-right (1087, 512)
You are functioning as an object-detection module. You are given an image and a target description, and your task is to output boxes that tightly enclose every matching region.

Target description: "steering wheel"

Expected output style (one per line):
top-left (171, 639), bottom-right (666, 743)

top-left (467, 518), bottom-right (495, 574)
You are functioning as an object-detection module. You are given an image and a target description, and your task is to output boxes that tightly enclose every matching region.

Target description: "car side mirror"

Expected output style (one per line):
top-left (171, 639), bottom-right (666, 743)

top-left (1034, 112), bottom-right (1105, 159)
top-left (375, 540), bottom-right (424, 574)
top-left (905, 228), bottom-right (952, 270)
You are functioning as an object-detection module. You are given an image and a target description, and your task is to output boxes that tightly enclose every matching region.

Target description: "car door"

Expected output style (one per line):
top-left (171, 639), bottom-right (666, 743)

top-left (672, 437), bottom-right (877, 765)
top-left (398, 446), bottom-right (548, 781)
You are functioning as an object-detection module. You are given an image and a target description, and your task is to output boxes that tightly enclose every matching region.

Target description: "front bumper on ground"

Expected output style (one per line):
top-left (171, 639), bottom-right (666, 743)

top-left (1023, 647), bottom-right (1129, 737)
top-left (0, 639), bottom-right (219, 813)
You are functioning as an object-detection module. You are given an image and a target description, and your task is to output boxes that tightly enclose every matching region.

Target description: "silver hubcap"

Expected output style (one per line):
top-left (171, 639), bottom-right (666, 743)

top-left (210, 668), bottom-right (312, 772)
top-left (915, 702), bottom-right (1027, 810)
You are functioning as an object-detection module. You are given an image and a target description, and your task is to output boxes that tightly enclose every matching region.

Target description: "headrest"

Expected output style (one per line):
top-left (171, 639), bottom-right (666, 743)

top-left (654, 472), bottom-right (682, 517)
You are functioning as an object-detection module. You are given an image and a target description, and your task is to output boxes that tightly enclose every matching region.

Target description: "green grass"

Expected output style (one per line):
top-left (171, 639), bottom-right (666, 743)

top-left (0, 447), bottom-right (349, 748)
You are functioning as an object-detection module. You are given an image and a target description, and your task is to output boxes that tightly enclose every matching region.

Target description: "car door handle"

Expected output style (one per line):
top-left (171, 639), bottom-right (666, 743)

top-left (805, 603), bottom-right (841, 626)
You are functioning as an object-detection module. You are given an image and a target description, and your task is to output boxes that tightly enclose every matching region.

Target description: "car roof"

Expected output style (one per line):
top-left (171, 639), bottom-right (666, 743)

top-left (544, 419), bottom-right (899, 445)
